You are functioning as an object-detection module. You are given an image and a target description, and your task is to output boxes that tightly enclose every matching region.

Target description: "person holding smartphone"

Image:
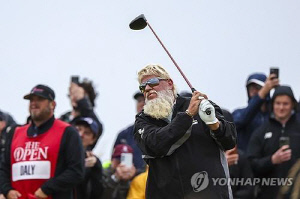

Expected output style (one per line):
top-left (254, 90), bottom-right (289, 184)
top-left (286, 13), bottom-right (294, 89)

top-left (248, 85), bottom-right (300, 199)
top-left (233, 70), bottom-right (279, 152)
top-left (102, 144), bottom-right (136, 199)
top-left (60, 76), bottom-right (103, 149)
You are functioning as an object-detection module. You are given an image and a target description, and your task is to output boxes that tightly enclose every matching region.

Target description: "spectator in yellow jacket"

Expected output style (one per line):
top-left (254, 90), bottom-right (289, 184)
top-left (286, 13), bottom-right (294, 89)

top-left (127, 167), bottom-right (148, 199)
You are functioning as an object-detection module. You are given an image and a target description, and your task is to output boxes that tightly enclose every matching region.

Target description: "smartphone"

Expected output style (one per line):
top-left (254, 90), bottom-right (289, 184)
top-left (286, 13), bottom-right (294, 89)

top-left (270, 67), bottom-right (279, 79)
top-left (71, 76), bottom-right (79, 84)
top-left (279, 136), bottom-right (290, 148)
top-left (121, 153), bottom-right (133, 167)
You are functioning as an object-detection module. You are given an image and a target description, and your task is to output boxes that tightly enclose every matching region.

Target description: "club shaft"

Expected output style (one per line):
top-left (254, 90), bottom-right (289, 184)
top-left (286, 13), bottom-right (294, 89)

top-left (146, 22), bottom-right (195, 92)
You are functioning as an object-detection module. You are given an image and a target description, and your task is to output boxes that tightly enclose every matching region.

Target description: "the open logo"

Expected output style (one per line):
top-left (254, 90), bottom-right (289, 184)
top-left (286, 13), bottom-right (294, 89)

top-left (191, 171), bottom-right (209, 192)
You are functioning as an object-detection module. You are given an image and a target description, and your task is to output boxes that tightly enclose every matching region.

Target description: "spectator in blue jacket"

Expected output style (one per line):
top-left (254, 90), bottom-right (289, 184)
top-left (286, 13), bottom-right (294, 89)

top-left (113, 92), bottom-right (145, 173)
top-left (232, 73), bottom-right (279, 151)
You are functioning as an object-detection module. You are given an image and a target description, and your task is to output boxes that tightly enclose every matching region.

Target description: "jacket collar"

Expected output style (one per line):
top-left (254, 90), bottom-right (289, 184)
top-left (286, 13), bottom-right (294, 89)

top-left (171, 95), bottom-right (187, 120)
top-left (269, 111), bottom-right (296, 127)
top-left (28, 116), bottom-right (55, 137)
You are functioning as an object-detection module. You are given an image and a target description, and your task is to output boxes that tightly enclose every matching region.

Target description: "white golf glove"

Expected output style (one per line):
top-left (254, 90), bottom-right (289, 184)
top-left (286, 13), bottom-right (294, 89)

top-left (199, 99), bottom-right (218, 124)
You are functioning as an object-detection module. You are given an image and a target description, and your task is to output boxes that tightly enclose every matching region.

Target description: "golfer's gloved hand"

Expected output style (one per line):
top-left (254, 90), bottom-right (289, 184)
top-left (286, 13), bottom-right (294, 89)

top-left (199, 99), bottom-right (218, 125)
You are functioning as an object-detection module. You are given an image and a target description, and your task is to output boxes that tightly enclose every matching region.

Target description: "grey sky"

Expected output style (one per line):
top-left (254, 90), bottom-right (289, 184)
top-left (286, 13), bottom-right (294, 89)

top-left (1, 0), bottom-right (299, 161)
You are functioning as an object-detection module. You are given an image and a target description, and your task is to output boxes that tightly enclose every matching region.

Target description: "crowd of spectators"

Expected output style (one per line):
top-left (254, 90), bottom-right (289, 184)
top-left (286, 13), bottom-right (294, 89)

top-left (0, 71), bottom-right (299, 199)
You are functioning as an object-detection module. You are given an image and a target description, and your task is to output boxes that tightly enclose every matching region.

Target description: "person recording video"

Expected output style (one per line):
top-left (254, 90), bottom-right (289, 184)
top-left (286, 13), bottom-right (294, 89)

top-left (248, 85), bottom-right (300, 199)
top-left (60, 76), bottom-right (103, 149)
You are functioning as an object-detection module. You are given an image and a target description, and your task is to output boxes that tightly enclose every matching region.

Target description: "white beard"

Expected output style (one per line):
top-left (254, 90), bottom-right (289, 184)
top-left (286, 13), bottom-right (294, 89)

top-left (144, 90), bottom-right (175, 119)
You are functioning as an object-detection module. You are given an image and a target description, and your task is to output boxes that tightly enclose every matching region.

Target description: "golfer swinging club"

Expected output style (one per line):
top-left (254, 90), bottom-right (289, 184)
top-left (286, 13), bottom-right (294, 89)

top-left (134, 64), bottom-right (237, 199)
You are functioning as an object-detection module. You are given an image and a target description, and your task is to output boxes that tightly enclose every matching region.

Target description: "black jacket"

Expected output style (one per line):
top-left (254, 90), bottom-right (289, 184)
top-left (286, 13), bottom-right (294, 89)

top-left (0, 116), bottom-right (85, 199)
top-left (134, 96), bottom-right (237, 199)
top-left (229, 150), bottom-right (254, 199)
top-left (76, 154), bottom-right (103, 199)
top-left (60, 96), bottom-right (103, 147)
top-left (247, 114), bottom-right (300, 199)
top-left (102, 166), bottom-right (130, 199)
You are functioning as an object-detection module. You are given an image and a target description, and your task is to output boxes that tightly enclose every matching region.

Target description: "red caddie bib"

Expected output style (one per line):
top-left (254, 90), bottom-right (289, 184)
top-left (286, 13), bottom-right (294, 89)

top-left (11, 119), bottom-right (69, 199)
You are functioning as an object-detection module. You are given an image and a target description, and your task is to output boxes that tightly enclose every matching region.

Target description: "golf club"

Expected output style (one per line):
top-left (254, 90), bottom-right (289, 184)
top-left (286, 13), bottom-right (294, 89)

top-left (130, 14), bottom-right (196, 93)
top-left (129, 14), bottom-right (211, 115)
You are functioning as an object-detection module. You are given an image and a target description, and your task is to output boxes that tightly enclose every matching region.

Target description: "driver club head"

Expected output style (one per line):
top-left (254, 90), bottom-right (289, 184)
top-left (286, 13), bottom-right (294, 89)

top-left (129, 14), bottom-right (147, 30)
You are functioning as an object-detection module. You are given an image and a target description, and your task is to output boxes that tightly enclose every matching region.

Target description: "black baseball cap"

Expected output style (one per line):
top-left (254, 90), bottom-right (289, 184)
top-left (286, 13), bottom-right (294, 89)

top-left (133, 92), bottom-right (144, 100)
top-left (24, 84), bottom-right (55, 101)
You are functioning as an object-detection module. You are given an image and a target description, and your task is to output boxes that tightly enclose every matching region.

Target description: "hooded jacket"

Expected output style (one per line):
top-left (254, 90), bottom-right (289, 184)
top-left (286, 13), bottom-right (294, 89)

top-left (134, 95), bottom-right (237, 199)
top-left (232, 73), bottom-right (269, 152)
top-left (247, 85), bottom-right (300, 199)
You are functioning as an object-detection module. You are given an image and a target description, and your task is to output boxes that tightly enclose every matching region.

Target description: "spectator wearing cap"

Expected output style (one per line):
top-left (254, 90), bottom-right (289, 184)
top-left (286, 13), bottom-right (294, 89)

top-left (60, 77), bottom-right (103, 149)
top-left (102, 144), bottom-right (136, 199)
top-left (248, 85), bottom-right (300, 199)
top-left (113, 92), bottom-right (145, 173)
top-left (75, 117), bottom-right (104, 199)
top-left (232, 73), bottom-right (279, 151)
top-left (0, 111), bottom-right (16, 157)
top-left (0, 84), bottom-right (85, 199)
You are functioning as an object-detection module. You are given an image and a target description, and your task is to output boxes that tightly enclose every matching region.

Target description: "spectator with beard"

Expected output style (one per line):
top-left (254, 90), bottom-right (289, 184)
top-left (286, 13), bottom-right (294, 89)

top-left (134, 64), bottom-right (237, 199)
top-left (0, 84), bottom-right (84, 199)
top-left (60, 77), bottom-right (103, 148)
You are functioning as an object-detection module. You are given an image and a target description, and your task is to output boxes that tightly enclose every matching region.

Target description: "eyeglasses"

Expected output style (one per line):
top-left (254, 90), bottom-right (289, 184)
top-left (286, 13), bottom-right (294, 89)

top-left (139, 77), bottom-right (166, 93)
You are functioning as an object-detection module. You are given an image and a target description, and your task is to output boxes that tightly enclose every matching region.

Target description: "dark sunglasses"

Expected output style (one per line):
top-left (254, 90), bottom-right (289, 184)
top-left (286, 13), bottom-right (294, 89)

top-left (139, 77), bottom-right (166, 93)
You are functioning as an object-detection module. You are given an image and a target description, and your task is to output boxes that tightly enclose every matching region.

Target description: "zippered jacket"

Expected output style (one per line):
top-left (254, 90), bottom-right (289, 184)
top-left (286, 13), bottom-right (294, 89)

top-left (134, 96), bottom-right (237, 199)
top-left (247, 114), bottom-right (300, 199)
